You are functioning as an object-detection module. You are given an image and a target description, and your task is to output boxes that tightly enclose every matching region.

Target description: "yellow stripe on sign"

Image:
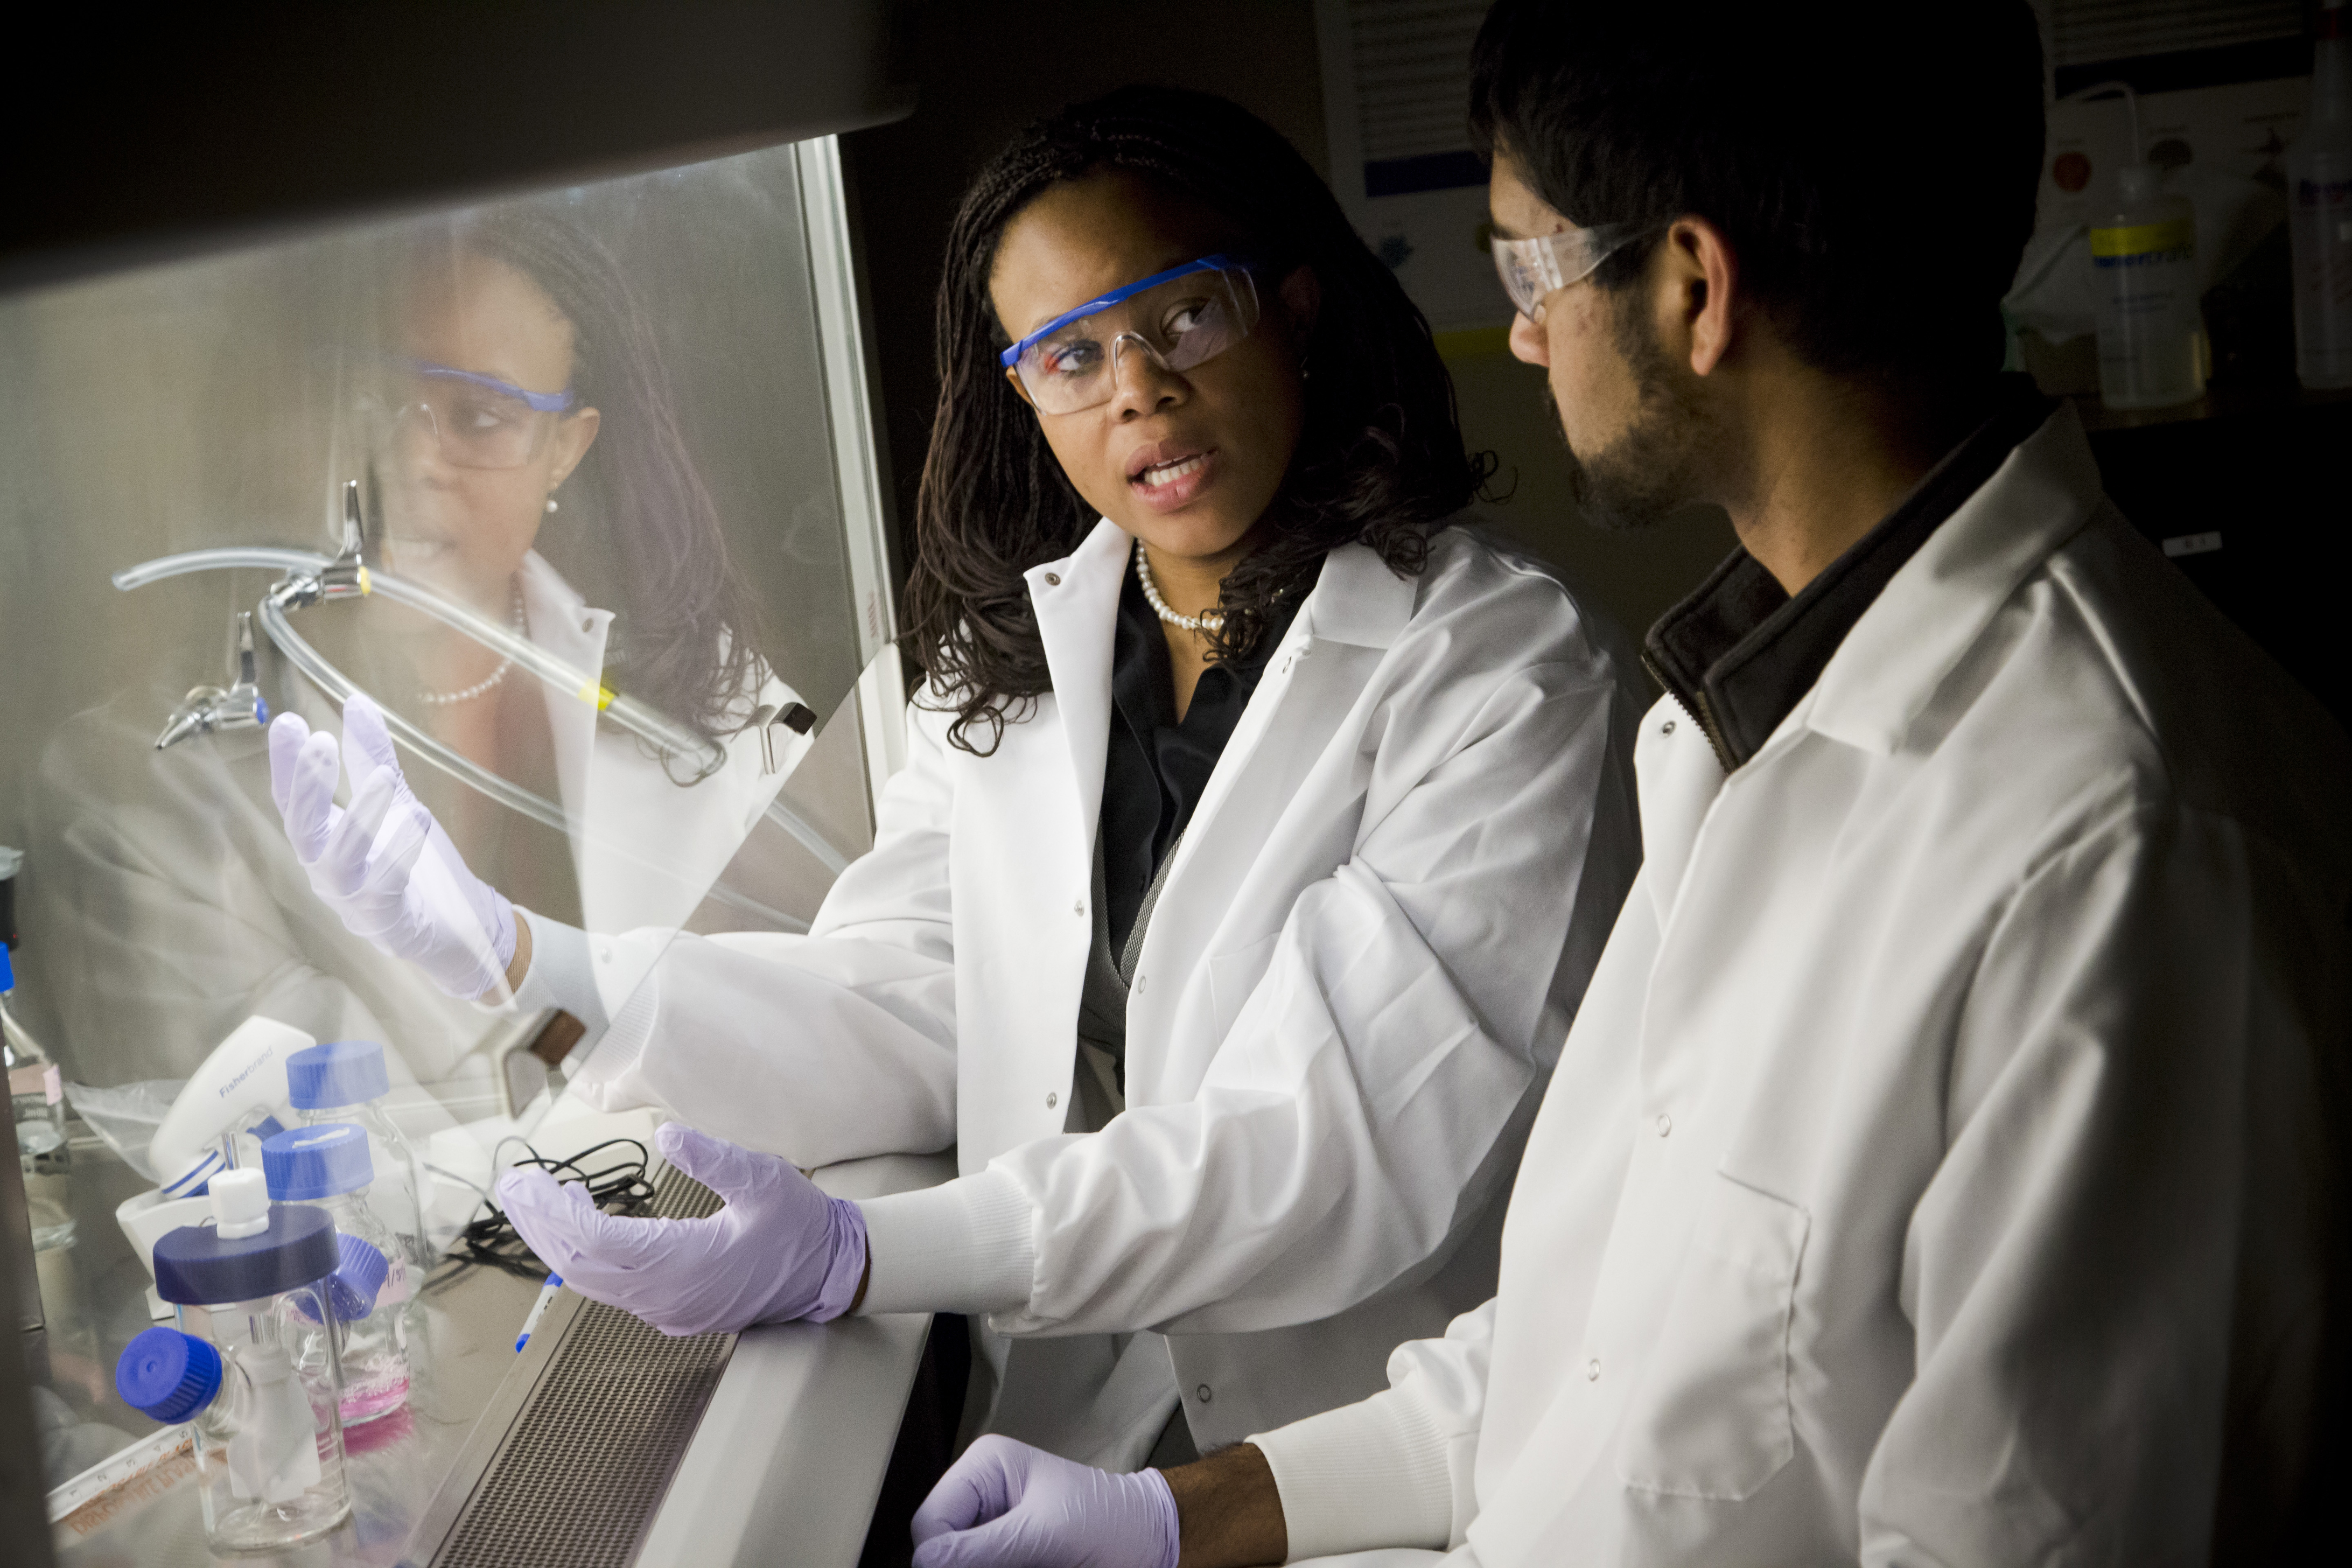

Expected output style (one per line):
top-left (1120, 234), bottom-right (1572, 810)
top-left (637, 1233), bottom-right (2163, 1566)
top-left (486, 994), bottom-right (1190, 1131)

top-left (1434, 325), bottom-right (1514, 361)
top-left (2089, 220), bottom-right (2194, 258)
top-left (576, 682), bottom-right (616, 710)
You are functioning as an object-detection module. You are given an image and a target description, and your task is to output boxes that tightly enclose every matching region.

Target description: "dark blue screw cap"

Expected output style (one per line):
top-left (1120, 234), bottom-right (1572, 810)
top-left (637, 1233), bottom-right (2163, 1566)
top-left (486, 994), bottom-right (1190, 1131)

top-left (153, 1205), bottom-right (339, 1306)
top-left (286, 1040), bottom-right (390, 1110)
top-left (116, 1327), bottom-right (222, 1423)
top-left (329, 1233), bottom-right (389, 1321)
top-left (262, 1122), bottom-right (373, 1201)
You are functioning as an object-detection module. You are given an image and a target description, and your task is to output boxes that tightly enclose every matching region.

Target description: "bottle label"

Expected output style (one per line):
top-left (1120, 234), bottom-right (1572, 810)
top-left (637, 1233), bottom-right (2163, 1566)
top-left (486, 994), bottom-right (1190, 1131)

top-left (9, 1063), bottom-right (60, 1103)
top-left (2091, 219), bottom-right (2195, 264)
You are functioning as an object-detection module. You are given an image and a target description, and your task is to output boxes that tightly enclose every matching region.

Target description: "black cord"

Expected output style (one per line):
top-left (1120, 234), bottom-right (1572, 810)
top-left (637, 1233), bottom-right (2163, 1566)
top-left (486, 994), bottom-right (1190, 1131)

top-left (442, 1136), bottom-right (655, 1282)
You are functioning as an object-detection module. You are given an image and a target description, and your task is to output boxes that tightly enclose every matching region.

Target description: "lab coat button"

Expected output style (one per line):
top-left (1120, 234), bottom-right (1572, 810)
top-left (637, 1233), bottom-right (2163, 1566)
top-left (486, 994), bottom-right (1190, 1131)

top-left (1195, 1384), bottom-right (1213, 1403)
top-left (1586, 1359), bottom-right (1601, 1382)
top-left (1046, 1091), bottom-right (1058, 1109)
top-left (1655, 1114), bottom-right (1672, 1137)
top-left (1074, 900), bottom-right (1086, 917)
top-left (1134, 973), bottom-right (1147, 994)
top-left (1044, 572), bottom-right (1061, 586)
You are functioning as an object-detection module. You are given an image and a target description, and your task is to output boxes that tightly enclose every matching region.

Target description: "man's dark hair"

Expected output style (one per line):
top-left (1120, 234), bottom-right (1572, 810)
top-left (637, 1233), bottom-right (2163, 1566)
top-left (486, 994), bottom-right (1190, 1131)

top-left (1469, 1), bottom-right (2045, 384)
top-left (904, 86), bottom-right (1487, 755)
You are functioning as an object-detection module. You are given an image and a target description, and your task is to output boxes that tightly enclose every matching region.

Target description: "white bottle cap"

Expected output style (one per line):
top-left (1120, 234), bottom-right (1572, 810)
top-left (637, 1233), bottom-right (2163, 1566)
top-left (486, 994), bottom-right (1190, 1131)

top-left (211, 1168), bottom-right (270, 1240)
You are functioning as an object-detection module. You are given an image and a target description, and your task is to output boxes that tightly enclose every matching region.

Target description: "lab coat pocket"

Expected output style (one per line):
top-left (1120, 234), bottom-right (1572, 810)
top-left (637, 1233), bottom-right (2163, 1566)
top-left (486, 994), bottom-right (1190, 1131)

top-left (1206, 932), bottom-right (1282, 1043)
top-left (1615, 1172), bottom-right (1809, 1501)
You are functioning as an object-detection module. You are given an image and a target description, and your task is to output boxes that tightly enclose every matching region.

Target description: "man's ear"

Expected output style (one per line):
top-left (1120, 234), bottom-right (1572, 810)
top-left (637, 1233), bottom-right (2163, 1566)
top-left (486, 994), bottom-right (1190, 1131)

top-left (1278, 264), bottom-right (1322, 347)
top-left (1661, 216), bottom-right (1739, 377)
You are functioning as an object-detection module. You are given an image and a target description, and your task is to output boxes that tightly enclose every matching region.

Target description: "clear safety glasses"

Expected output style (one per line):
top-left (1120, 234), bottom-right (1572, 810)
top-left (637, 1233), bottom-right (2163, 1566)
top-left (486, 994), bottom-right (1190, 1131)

top-left (1490, 223), bottom-right (1646, 323)
top-left (1000, 254), bottom-right (1261, 415)
top-left (359, 358), bottom-right (579, 470)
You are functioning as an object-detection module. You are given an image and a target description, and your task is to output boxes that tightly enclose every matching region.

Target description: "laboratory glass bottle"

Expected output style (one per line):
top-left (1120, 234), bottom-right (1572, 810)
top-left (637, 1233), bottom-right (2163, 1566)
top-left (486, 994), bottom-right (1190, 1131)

top-left (261, 1122), bottom-right (412, 1423)
top-left (2091, 162), bottom-right (2205, 409)
top-left (2290, 0), bottom-right (2352, 388)
top-left (287, 1039), bottom-right (430, 1272)
top-left (121, 1169), bottom-right (352, 1552)
top-left (1, 942), bottom-right (74, 1251)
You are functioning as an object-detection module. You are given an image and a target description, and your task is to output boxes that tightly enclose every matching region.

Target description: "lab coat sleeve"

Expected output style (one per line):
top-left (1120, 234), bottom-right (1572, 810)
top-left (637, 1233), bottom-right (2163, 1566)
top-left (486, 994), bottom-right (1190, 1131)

top-left (1858, 802), bottom-right (2339, 1563)
top-left (561, 696), bottom-right (964, 1166)
top-left (989, 650), bottom-right (1626, 1336)
top-left (1249, 1300), bottom-right (1495, 1558)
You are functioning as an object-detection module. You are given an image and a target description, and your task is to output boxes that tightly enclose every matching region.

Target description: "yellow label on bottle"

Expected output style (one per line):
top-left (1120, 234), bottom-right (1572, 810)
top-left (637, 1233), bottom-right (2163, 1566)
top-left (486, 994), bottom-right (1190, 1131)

top-left (2089, 219), bottom-right (2194, 258)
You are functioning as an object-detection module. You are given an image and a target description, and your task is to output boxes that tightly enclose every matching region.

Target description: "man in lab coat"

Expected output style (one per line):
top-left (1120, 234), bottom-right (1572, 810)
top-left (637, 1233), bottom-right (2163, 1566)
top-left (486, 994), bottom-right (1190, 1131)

top-left (902, 3), bottom-right (2352, 1564)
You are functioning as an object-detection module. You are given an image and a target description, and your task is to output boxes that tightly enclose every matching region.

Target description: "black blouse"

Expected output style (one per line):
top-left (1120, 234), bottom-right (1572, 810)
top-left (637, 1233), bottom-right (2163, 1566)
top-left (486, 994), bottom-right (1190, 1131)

top-left (1100, 566), bottom-right (1299, 957)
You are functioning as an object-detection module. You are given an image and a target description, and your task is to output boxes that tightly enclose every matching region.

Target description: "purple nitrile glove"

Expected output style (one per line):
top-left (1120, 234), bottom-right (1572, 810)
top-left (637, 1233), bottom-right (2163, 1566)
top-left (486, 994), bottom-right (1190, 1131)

top-left (910, 1436), bottom-right (1180, 1568)
top-left (268, 694), bottom-right (516, 1000)
top-left (495, 1122), bottom-right (866, 1336)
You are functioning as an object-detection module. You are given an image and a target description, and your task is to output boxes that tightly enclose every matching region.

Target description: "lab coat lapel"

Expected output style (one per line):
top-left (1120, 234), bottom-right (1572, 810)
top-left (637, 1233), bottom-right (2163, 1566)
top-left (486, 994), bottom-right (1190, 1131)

top-left (1173, 543), bottom-right (1415, 868)
top-left (1123, 544), bottom-right (1415, 1104)
top-left (1026, 519), bottom-right (1132, 862)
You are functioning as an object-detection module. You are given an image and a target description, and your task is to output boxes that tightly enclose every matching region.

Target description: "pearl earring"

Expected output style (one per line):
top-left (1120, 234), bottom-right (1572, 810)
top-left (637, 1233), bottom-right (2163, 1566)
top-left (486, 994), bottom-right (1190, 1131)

top-left (544, 496), bottom-right (559, 514)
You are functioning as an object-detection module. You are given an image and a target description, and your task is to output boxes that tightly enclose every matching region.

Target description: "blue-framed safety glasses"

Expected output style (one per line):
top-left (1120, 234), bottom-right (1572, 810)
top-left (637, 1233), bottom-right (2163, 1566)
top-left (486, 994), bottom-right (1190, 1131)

top-left (1000, 254), bottom-right (1261, 415)
top-left (359, 355), bottom-right (579, 470)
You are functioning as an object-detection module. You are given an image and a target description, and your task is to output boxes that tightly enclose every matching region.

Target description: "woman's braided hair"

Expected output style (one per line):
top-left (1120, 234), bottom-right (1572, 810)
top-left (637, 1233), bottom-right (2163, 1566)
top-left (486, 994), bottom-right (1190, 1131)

top-left (905, 86), bottom-right (1490, 754)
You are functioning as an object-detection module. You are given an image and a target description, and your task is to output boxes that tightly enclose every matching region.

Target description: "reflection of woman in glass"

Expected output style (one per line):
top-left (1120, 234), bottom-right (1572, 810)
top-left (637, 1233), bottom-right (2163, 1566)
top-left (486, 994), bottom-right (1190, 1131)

top-left (345, 209), bottom-right (779, 930)
top-left (29, 207), bottom-right (804, 1105)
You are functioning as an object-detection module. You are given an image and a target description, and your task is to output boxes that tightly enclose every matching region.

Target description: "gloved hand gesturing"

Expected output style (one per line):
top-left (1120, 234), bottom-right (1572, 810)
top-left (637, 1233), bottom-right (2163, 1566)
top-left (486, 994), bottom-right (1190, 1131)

top-left (495, 1122), bottom-right (867, 1336)
top-left (268, 694), bottom-right (516, 1000)
top-left (910, 1436), bottom-right (1179, 1568)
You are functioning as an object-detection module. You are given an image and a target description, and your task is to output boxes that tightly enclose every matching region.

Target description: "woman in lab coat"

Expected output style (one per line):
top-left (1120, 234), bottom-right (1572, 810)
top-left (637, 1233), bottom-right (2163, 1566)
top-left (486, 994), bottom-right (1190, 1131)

top-left (29, 206), bottom-right (813, 1111)
top-left (294, 88), bottom-right (1647, 1468)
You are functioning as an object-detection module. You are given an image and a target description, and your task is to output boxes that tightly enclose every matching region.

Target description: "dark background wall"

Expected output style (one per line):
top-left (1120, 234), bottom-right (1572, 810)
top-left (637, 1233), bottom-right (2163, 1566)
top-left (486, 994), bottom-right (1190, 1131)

top-left (840, 0), bottom-right (1738, 654)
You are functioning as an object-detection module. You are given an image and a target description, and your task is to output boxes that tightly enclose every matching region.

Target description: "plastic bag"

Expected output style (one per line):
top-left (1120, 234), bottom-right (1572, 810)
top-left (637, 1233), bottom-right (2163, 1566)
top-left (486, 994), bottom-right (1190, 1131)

top-left (61, 1079), bottom-right (184, 1184)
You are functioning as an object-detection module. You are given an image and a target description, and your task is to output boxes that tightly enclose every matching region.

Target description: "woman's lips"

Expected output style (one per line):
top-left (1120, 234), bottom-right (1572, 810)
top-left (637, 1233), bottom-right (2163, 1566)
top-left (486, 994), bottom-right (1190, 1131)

top-left (1129, 447), bottom-right (1217, 513)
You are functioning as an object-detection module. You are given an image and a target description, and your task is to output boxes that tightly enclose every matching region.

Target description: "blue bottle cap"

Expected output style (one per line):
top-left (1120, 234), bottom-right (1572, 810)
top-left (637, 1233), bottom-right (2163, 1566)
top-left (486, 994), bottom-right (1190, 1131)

top-left (286, 1040), bottom-right (390, 1110)
top-left (328, 1233), bottom-right (389, 1320)
top-left (0, 942), bottom-right (13, 990)
top-left (261, 1122), bottom-right (373, 1201)
top-left (153, 1205), bottom-right (339, 1306)
top-left (116, 1327), bottom-right (222, 1423)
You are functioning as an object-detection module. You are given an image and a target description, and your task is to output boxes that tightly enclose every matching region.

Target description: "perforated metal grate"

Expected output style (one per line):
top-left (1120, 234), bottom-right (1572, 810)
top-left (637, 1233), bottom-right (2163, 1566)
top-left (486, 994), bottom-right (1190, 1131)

top-left (431, 1172), bottom-right (733, 1568)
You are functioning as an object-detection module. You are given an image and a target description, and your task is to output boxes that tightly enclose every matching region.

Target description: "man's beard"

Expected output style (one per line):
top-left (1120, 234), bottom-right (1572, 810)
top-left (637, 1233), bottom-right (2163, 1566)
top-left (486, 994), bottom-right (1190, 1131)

top-left (1548, 294), bottom-right (1719, 532)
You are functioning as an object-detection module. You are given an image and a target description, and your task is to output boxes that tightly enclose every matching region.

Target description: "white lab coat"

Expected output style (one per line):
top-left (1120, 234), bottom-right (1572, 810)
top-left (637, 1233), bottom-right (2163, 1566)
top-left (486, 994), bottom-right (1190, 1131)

top-left (567, 517), bottom-right (1646, 1463)
top-left (1251, 405), bottom-right (2352, 1564)
top-left (24, 550), bottom-right (808, 1107)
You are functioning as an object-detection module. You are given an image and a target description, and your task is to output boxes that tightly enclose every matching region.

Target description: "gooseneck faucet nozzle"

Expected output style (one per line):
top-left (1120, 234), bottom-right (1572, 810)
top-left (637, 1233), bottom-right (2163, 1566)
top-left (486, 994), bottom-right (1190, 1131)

top-left (154, 611), bottom-right (272, 750)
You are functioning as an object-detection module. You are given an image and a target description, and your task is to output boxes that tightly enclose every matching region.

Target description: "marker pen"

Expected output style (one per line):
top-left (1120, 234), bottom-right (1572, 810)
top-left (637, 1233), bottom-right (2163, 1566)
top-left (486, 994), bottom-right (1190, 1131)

top-left (515, 1274), bottom-right (564, 1352)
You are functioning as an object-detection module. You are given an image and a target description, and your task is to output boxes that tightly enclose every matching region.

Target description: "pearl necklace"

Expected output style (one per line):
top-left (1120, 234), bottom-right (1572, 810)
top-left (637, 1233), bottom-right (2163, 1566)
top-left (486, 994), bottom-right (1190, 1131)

top-left (417, 586), bottom-right (526, 706)
top-left (1135, 541), bottom-right (1221, 633)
